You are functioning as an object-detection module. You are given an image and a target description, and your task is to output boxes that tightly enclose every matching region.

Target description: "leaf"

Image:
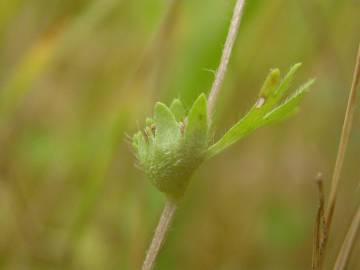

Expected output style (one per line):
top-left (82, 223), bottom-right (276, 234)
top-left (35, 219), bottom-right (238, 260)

top-left (246, 68), bottom-right (282, 119)
top-left (154, 102), bottom-right (181, 147)
top-left (184, 93), bottom-right (208, 143)
top-left (258, 68), bottom-right (281, 99)
top-left (206, 109), bottom-right (259, 158)
top-left (132, 131), bottom-right (148, 160)
top-left (146, 117), bottom-right (154, 126)
top-left (170, 99), bottom-right (186, 121)
top-left (261, 79), bottom-right (315, 126)
top-left (206, 69), bottom-right (284, 158)
top-left (206, 67), bottom-right (314, 159)
top-left (273, 63), bottom-right (302, 100)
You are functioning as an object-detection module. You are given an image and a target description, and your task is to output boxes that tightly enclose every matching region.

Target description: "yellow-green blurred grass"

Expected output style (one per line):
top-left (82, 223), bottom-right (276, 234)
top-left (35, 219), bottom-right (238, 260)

top-left (0, 0), bottom-right (180, 269)
top-left (0, 0), bottom-right (360, 269)
top-left (1, 0), bottom-right (125, 264)
top-left (0, 0), bottom-right (123, 122)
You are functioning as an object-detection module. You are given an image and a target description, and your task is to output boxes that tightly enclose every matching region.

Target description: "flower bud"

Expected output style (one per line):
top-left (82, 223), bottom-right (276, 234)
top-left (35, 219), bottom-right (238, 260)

top-left (133, 94), bottom-right (208, 201)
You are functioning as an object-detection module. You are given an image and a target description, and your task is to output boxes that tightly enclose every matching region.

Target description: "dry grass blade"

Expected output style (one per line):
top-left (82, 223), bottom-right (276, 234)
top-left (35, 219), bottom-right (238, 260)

top-left (320, 43), bottom-right (360, 266)
top-left (312, 173), bottom-right (325, 270)
top-left (326, 43), bottom-right (360, 226)
top-left (333, 204), bottom-right (360, 270)
top-left (312, 216), bottom-right (320, 270)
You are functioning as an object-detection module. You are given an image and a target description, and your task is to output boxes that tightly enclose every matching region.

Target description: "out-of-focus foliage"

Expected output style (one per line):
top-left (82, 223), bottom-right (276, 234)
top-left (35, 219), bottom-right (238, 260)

top-left (0, 0), bottom-right (359, 269)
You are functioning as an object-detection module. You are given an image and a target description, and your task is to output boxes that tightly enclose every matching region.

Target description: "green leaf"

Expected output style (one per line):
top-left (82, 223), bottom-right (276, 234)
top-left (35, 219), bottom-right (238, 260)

top-left (206, 65), bottom-right (313, 159)
top-left (261, 79), bottom-right (315, 126)
top-left (273, 63), bottom-right (302, 100)
top-left (206, 109), bottom-right (258, 158)
top-left (184, 93), bottom-right (208, 143)
top-left (132, 131), bottom-right (148, 160)
top-left (258, 68), bottom-right (281, 99)
top-left (154, 102), bottom-right (181, 147)
top-left (170, 99), bottom-right (186, 121)
top-left (146, 117), bottom-right (154, 126)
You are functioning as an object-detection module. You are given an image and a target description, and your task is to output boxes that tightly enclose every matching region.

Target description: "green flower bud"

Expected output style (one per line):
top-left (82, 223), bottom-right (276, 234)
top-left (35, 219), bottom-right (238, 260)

top-left (133, 94), bottom-right (208, 201)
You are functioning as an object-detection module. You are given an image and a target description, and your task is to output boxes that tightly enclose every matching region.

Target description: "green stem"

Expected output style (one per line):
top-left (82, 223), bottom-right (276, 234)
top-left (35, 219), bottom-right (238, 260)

top-left (141, 200), bottom-right (177, 270)
top-left (207, 0), bottom-right (246, 119)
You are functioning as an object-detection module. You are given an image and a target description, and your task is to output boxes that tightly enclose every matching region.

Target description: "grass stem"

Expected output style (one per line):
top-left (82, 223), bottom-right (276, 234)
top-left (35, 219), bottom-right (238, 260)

top-left (333, 204), bottom-right (360, 270)
top-left (320, 43), bottom-right (360, 268)
top-left (326, 43), bottom-right (360, 231)
top-left (141, 200), bottom-right (177, 270)
top-left (141, 1), bottom-right (246, 269)
top-left (312, 173), bottom-right (325, 270)
top-left (207, 0), bottom-right (246, 119)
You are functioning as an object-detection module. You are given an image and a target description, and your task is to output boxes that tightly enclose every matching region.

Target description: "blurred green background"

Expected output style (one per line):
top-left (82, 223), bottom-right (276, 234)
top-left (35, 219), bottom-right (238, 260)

top-left (0, 0), bottom-right (359, 269)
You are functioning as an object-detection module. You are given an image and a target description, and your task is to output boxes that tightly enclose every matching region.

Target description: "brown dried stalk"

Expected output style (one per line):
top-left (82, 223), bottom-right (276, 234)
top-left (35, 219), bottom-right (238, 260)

top-left (316, 43), bottom-right (360, 269)
top-left (312, 173), bottom-right (325, 270)
top-left (333, 204), bottom-right (360, 270)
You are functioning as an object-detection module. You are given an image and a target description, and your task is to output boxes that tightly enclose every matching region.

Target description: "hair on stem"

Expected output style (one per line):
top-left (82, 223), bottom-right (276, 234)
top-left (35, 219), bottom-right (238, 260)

top-left (141, 200), bottom-right (177, 270)
top-left (140, 1), bottom-right (246, 269)
top-left (207, 0), bottom-right (246, 120)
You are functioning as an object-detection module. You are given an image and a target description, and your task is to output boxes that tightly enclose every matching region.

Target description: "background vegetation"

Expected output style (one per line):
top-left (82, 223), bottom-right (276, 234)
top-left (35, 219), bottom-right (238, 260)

top-left (0, 0), bottom-right (359, 269)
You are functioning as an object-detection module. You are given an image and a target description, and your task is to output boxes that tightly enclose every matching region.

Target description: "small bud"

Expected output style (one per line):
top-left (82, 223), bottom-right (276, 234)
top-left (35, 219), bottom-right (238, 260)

top-left (133, 94), bottom-right (209, 201)
top-left (146, 117), bottom-right (155, 126)
top-left (258, 68), bottom-right (280, 99)
top-left (170, 99), bottom-right (186, 121)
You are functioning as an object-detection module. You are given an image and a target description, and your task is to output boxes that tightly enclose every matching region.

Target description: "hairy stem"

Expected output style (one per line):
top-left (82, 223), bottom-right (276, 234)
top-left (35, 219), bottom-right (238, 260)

top-left (320, 43), bottom-right (360, 267)
top-left (141, 1), bottom-right (246, 269)
top-left (141, 200), bottom-right (177, 270)
top-left (207, 0), bottom-right (246, 119)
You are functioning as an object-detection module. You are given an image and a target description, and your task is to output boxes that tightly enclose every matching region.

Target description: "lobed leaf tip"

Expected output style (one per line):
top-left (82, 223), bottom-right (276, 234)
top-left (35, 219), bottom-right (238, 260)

top-left (268, 68), bottom-right (281, 86)
top-left (297, 78), bottom-right (316, 94)
top-left (271, 68), bottom-right (281, 76)
top-left (292, 62), bottom-right (302, 70)
top-left (199, 92), bottom-right (207, 99)
top-left (188, 93), bottom-right (207, 115)
top-left (259, 68), bottom-right (281, 99)
top-left (307, 78), bottom-right (316, 86)
top-left (170, 98), bottom-right (186, 121)
top-left (154, 101), bottom-right (168, 112)
top-left (146, 117), bottom-right (154, 126)
top-left (171, 99), bottom-right (182, 105)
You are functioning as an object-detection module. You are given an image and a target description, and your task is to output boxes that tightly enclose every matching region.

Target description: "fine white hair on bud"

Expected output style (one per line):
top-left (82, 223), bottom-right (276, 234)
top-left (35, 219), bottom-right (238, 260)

top-left (133, 94), bottom-right (208, 201)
